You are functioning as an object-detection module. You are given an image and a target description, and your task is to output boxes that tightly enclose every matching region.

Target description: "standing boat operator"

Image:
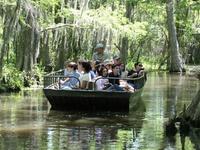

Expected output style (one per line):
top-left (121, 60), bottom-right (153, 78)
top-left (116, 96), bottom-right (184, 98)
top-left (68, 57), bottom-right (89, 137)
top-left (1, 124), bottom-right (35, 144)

top-left (92, 43), bottom-right (110, 63)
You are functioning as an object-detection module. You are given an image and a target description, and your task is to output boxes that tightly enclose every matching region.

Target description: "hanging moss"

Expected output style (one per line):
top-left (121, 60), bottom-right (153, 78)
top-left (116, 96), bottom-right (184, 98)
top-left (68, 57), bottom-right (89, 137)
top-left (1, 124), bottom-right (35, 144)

top-left (0, 0), bottom-right (22, 75)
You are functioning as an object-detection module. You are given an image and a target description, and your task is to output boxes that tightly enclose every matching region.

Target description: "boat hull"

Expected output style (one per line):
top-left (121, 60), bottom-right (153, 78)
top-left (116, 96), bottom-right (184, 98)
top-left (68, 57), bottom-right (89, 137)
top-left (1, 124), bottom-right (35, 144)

top-left (43, 89), bottom-right (142, 111)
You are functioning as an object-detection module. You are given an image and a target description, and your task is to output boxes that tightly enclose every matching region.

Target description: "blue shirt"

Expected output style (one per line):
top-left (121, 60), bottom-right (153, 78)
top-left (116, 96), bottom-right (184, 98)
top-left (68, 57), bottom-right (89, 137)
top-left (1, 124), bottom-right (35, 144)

top-left (62, 71), bottom-right (80, 88)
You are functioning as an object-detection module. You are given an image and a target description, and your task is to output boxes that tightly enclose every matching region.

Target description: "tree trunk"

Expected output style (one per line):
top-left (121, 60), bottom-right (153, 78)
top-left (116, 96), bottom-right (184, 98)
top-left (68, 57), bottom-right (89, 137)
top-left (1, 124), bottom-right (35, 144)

top-left (15, 2), bottom-right (40, 71)
top-left (158, 39), bottom-right (168, 69)
top-left (38, 32), bottom-right (52, 72)
top-left (166, 0), bottom-right (184, 72)
top-left (120, 37), bottom-right (128, 65)
top-left (0, 0), bottom-right (22, 75)
top-left (55, 34), bottom-right (67, 70)
top-left (125, 1), bottom-right (132, 20)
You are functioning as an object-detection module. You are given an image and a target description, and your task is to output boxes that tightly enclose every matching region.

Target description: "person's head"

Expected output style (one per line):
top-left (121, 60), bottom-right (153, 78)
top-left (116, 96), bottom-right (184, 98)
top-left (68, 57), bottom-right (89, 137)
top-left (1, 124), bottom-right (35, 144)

top-left (111, 64), bottom-right (120, 76)
top-left (79, 61), bottom-right (92, 73)
top-left (102, 67), bottom-right (108, 77)
top-left (134, 62), bottom-right (143, 71)
top-left (138, 62), bottom-right (143, 69)
top-left (95, 43), bottom-right (104, 54)
top-left (67, 62), bottom-right (77, 72)
top-left (92, 60), bottom-right (101, 70)
top-left (97, 66), bottom-right (108, 77)
top-left (77, 60), bottom-right (83, 72)
top-left (113, 55), bottom-right (121, 65)
top-left (103, 59), bottom-right (112, 69)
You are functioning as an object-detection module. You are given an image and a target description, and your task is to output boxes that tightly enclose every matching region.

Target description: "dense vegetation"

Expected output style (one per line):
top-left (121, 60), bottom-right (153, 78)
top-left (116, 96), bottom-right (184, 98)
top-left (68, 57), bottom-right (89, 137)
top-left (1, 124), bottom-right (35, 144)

top-left (0, 0), bottom-right (200, 90)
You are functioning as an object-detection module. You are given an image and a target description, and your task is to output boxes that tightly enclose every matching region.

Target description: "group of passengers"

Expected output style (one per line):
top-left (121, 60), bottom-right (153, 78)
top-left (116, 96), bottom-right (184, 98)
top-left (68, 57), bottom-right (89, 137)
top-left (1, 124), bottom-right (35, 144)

top-left (59, 43), bottom-right (145, 92)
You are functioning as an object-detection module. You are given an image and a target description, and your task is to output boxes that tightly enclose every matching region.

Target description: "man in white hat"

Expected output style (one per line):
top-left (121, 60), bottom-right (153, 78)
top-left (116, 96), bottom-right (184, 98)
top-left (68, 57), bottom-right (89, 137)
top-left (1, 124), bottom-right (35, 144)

top-left (92, 43), bottom-right (109, 63)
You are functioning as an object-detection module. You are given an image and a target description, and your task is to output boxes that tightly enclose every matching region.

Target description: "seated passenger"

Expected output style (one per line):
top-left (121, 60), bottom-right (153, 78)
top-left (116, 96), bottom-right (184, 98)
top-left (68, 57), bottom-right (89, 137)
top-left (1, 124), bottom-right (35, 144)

top-left (107, 64), bottom-right (124, 91)
top-left (104, 60), bottom-right (113, 74)
top-left (95, 66), bottom-right (109, 90)
top-left (127, 62), bottom-right (144, 89)
top-left (120, 63), bottom-right (128, 78)
top-left (91, 61), bottom-right (101, 74)
top-left (108, 64), bottom-right (120, 85)
top-left (90, 61), bottom-right (98, 80)
top-left (127, 62), bottom-right (144, 78)
top-left (113, 55), bottom-right (122, 66)
top-left (60, 62), bottom-right (80, 89)
top-left (78, 61), bottom-right (92, 89)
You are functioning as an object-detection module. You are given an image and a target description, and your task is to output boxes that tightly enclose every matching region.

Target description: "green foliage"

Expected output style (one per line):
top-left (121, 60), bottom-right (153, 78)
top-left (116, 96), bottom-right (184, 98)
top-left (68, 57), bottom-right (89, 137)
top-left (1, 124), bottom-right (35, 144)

top-left (60, 8), bottom-right (74, 19)
top-left (23, 64), bottom-right (45, 87)
top-left (0, 62), bottom-right (44, 91)
top-left (32, 64), bottom-right (45, 84)
top-left (126, 55), bottom-right (164, 71)
top-left (1, 63), bottom-right (23, 91)
top-left (34, 0), bottom-right (59, 9)
top-left (85, 5), bottom-right (148, 39)
top-left (0, 0), bottom-right (16, 6)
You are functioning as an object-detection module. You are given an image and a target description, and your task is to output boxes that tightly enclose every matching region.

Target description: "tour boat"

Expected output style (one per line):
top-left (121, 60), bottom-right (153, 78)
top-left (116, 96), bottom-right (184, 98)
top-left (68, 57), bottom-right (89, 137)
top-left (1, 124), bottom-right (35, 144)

top-left (43, 70), bottom-right (146, 111)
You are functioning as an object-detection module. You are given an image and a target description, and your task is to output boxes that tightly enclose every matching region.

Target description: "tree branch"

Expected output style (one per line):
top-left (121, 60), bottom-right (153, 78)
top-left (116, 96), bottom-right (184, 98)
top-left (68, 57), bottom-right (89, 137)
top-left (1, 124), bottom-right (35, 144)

top-left (40, 23), bottom-right (90, 33)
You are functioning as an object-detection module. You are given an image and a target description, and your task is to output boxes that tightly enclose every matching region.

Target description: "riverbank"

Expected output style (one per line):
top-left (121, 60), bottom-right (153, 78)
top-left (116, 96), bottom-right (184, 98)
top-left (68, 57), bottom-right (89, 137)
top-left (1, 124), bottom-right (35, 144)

top-left (0, 84), bottom-right (20, 93)
top-left (0, 83), bottom-right (43, 93)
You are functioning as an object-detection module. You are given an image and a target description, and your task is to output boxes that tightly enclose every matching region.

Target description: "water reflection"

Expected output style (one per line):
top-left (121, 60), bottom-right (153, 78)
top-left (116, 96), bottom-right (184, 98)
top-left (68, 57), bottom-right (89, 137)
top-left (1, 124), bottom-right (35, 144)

top-left (44, 98), bottom-right (146, 150)
top-left (0, 90), bottom-right (48, 150)
top-left (0, 73), bottom-right (199, 150)
top-left (142, 73), bottom-right (199, 150)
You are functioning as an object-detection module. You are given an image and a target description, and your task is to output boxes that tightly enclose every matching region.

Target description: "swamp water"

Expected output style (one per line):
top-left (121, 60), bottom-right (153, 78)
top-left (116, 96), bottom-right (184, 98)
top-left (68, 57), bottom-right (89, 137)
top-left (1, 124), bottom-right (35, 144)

top-left (0, 72), bottom-right (199, 150)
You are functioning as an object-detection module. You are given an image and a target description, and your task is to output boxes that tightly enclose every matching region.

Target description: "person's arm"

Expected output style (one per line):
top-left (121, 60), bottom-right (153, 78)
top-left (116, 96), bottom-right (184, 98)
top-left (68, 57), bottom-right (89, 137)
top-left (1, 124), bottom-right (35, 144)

top-left (60, 78), bottom-right (70, 84)
top-left (138, 69), bottom-right (145, 76)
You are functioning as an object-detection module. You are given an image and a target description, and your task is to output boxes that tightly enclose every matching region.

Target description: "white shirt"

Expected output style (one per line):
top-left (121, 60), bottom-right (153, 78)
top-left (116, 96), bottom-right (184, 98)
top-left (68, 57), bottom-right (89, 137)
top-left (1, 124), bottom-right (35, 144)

top-left (79, 73), bottom-right (91, 83)
top-left (95, 78), bottom-right (109, 90)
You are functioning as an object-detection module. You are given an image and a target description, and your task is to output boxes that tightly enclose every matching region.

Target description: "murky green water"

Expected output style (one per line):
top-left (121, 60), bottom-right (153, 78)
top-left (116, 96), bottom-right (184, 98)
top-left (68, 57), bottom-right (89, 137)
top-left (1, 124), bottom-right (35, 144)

top-left (0, 72), bottom-right (199, 150)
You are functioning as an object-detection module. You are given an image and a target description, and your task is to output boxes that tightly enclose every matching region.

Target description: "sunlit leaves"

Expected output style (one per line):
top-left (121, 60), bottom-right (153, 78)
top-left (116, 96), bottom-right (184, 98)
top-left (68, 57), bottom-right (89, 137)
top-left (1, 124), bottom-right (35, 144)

top-left (2, 63), bottom-right (23, 90)
top-left (61, 8), bottom-right (74, 18)
top-left (34, 0), bottom-right (59, 9)
top-left (79, 5), bottom-right (148, 40)
top-left (0, 0), bottom-right (16, 6)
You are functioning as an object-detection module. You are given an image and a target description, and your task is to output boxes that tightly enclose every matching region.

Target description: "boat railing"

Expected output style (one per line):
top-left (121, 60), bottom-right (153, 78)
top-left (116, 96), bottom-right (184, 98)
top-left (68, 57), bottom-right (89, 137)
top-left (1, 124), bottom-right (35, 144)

top-left (43, 72), bottom-right (146, 90)
top-left (43, 75), bottom-right (80, 89)
top-left (94, 74), bottom-right (146, 90)
top-left (45, 69), bottom-right (64, 76)
top-left (43, 69), bottom-right (66, 87)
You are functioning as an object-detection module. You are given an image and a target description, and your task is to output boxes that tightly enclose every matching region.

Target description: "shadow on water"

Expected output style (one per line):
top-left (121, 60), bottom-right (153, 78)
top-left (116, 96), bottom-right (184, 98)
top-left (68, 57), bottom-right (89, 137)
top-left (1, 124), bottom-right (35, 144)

top-left (47, 97), bottom-right (146, 125)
